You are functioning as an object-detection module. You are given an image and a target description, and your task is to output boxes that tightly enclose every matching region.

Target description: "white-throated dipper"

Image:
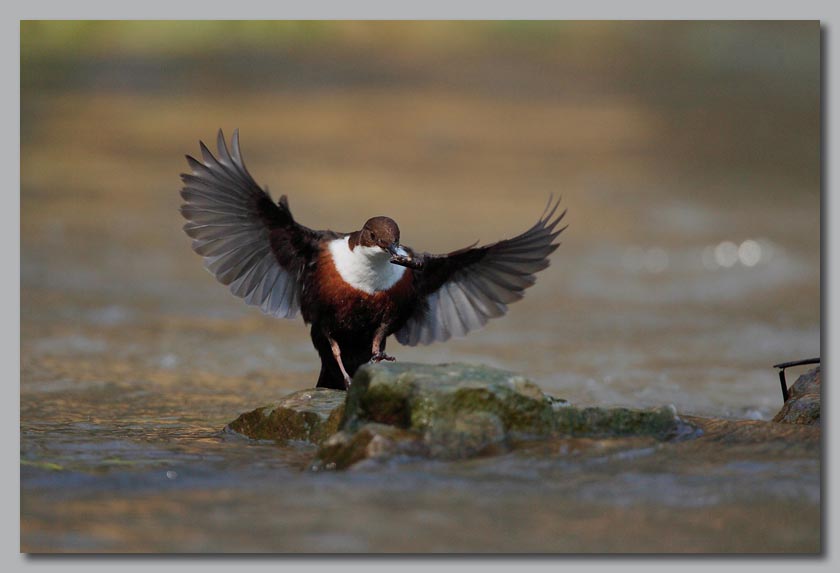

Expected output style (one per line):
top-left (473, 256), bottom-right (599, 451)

top-left (180, 130), bottom-right (567, 390)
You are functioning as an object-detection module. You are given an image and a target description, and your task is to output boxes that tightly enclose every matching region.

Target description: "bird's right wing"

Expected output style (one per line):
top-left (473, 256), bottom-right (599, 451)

top-left (179, 129), bottom-right (335, 319)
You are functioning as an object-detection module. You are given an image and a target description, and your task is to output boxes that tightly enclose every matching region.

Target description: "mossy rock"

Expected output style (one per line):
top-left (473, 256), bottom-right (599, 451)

top-left (311, 362), bottom-right (552, 468)
top-left (225, 388), bottom-right (346, 444)
top-left (312, 423), bottom-right (428, 471)
top-left (342, 362), bottom-right (555, 438)
top-left (312, 362), bottom-right (698, 469)
top-left (424, 411), bottom-right (509, 459)
top-left (230, 363), bottom-right (702, 470)
top-left (552, 404), bottom-right (692, 440)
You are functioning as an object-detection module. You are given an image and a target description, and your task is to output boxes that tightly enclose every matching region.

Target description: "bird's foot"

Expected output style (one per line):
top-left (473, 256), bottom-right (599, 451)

top-left (343, 375), bottom-right (353, 390)
top-left (370, 351), bottom-right (396, 363)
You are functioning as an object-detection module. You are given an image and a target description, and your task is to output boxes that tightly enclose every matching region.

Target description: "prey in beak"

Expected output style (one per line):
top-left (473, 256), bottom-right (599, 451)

top-left (388, 243), bottom-right (424, 270)
top-left (386, 242), bottom-right (407, 258)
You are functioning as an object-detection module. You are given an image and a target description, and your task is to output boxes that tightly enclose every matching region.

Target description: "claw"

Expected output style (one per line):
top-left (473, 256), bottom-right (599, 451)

top-left (370, 352), bottom-right (396, 363)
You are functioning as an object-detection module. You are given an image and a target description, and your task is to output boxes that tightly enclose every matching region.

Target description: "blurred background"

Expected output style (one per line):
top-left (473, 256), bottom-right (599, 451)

top-left (21, 21), bottom-right (820, 552)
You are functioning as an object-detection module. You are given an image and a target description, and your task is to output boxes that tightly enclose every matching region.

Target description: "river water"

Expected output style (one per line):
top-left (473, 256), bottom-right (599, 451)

top-left (21, 23), bottom-right (820, 552)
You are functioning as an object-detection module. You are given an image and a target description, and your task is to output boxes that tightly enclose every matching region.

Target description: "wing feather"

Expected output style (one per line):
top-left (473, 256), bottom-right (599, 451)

top-left (179, 129), bottom-right (329, 319)
top-left (395, 197), bottom-right (566, 346)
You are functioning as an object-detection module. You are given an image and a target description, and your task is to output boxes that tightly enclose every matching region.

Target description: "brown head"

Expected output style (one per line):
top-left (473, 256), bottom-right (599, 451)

top-left (350, 216), bottom-right (403, 256)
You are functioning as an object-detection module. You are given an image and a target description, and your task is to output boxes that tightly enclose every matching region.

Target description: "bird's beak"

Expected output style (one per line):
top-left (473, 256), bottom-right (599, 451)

top-left (386, 243), bottom-right (408, 258)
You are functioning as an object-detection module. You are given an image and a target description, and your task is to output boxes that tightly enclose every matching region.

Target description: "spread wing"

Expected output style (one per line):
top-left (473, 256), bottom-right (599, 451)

top-left (395, 197), bottom-right (566, 346)
top-left (179, 129), bottom-right (335, 319)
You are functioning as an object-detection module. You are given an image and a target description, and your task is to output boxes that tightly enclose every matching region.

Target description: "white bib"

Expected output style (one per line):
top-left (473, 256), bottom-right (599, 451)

top-left (328, 236), bottom-right (406, 295)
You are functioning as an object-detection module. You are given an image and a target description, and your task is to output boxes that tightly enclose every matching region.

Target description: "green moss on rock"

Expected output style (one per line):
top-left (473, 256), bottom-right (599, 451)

top-left (226, 388), bottom-right (346, 444)
top-left (228, 363), bottom-right (703, 470)
top-left (312, 423), bottom-right (427, 470)
top-left (343, 362), bottom-right (554, 437)
top-left (424, 411), bottom-right (508, 459)
top-left (553, 405), bottom-right (688, 440)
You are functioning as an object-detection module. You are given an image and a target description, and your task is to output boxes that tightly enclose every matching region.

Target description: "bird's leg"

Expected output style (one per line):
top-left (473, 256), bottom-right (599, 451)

top-left (326, 333), bottom-right (353, 389)
top-left (370, 324), bottom-right (396, 363)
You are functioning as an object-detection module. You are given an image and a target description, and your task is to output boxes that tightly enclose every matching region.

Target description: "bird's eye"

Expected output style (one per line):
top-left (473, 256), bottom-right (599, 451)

top-left (370, 232), bottom-right (376, 240)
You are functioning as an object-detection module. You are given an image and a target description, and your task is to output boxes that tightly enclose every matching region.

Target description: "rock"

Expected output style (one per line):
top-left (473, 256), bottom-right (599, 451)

top-left (225, 363), bottom-right (703, 469)
top-left (225, 388), bottom-right (345, 443)
top-left (686, 416), bottom-right (821, 449)
top-left (773, 367), bottom-right (821, 426)
top-left (773, 394), bottom-right (821, 425)
top-left (342, 362), bottom-right (555, 437)
top-left (789, 366), bottom-right (821, 396)
top-left (313, 362), bottom-right (553, 468)
top-left (312, 362), bottom-right (697, 469)
top-left (312, 423), bottom-right (428, 471)
top-left (425, 411), bottom-right (509, 459)
top-left (552, 404), bottom-right (693, 440)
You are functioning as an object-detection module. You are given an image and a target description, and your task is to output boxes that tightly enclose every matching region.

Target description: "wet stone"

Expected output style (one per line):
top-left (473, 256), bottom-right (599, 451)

top-left (686, 416), bottom-right (821, 449)
top-left (425, 411), bottom-right (508, 459)
top-left (552, 404), bottom-right (694, 440)
top-left (342, 362), bottom-right (556, 437)
top-left (225, 388), bottom-right (346, 444)
top-left (226, 363), bottom-right (706, 470)
top-left (311, 423), bottom-right (428, 471)
top-left (312, 362), bottom-right (698, 469)
top-left (773, 366), bottom-right (821, 426)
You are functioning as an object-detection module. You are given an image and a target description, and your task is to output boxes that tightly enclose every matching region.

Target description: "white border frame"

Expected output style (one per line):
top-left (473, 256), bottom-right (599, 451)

top-left (6, 2), bottom-right (836, 570)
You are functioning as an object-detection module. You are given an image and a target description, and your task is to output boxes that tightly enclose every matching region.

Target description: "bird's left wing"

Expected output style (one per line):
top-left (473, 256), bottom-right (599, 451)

top-left (395, 197), bottom-right (567, 346)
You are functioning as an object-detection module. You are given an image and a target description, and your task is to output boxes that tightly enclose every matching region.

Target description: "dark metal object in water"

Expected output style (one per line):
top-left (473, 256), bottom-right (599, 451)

top-left (773, 357), bottom-right (820, 403)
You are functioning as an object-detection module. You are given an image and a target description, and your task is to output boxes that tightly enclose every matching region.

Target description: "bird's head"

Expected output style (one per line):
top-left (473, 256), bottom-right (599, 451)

top-left (354, 216), bottom-right (408, 259)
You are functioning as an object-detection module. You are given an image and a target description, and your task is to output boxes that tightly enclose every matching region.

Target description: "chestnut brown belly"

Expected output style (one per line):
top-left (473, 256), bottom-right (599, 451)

top-left (307, 249), bottom-right (415, 337)
top-left (319, 281), bottom-right (413, 336)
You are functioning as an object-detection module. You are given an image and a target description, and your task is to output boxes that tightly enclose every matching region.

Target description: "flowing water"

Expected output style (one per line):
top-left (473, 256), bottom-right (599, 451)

top-left (21, 22), bottom-right (820, 552)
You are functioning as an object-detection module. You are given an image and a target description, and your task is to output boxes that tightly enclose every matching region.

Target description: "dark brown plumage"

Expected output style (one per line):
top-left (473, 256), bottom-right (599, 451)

top-left (179, 130), bottom-right (567, 390)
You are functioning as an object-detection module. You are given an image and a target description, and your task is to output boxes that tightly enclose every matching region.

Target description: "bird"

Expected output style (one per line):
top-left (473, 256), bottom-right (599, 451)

top-left (179, 129), bottom-right (567, 390)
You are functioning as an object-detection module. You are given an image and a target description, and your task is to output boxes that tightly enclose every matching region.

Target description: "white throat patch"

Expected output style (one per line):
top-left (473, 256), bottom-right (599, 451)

top-left (328, 236), bottom-right (406, 295)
